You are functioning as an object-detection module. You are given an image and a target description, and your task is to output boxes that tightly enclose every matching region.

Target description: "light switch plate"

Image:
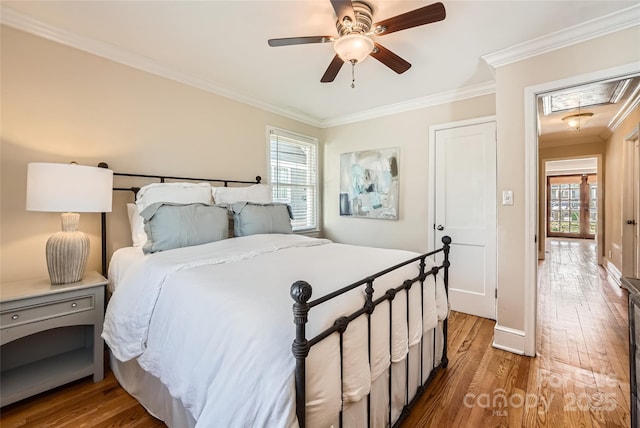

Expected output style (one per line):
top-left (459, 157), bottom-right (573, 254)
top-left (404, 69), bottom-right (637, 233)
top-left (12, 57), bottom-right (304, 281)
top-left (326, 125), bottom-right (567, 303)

top-left (502, 190), bottom-right (513, 205)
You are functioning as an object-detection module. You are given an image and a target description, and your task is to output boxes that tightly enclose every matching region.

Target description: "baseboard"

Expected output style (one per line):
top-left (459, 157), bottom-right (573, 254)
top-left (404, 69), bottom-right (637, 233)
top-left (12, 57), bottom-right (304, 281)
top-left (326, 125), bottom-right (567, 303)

top-left (605, 260), bottom-right (622, 286)
top-left (492, 324), bottom-right (527, 355)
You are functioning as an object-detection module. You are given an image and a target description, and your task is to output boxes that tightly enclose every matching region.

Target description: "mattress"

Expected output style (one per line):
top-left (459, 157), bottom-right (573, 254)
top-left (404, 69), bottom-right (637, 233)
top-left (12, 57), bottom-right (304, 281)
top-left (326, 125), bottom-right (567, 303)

top-left (110, 326), bottom-right (445, 428)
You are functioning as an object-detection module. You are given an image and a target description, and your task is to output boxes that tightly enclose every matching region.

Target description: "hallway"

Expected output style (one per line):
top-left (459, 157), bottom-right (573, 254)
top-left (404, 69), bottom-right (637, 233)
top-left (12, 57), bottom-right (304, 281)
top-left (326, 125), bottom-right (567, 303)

top-left (535, 237), bottom-right (629, 426)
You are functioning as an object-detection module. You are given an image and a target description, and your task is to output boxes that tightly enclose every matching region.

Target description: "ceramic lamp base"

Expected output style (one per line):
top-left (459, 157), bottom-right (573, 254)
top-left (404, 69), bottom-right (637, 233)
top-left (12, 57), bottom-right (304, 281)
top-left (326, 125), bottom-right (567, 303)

top-left (46, 212), bottom-right (89, 285)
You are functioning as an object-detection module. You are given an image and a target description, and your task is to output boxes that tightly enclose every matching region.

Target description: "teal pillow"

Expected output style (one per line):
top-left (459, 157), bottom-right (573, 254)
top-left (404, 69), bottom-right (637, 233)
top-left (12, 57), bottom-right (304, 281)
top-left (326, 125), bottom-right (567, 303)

top-left (140, 202), bottom-right (229, 254)
top-left (232, 202), bottom-right (292, 237)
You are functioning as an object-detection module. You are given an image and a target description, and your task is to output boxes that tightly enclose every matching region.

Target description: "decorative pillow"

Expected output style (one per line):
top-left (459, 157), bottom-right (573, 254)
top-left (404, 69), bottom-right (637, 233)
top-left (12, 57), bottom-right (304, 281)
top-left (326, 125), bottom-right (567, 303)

top-left (126, 203), bottom-right (147, 247)
top-left (140, 202), bottom-right (229, 254)
top-left (232, 202), bottom-right (292, 237)
top-left (212, 184), bottom-right (272, 205)
top-left (136, 182), bottom-right (213, 213)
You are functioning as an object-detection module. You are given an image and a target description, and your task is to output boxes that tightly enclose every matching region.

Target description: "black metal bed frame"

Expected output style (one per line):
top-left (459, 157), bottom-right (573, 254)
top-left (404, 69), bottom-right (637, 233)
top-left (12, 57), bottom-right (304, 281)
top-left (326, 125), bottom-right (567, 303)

top-left (99, 163), bottom-right (450, 428)
top-left (97, 162), bottom-right (260, 276)
top-left (291, 237), bottom-right (450, 428)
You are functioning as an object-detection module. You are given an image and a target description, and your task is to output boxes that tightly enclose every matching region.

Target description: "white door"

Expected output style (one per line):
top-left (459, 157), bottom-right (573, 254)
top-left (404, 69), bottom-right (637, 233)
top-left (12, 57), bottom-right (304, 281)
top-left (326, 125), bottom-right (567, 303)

top-left (623, 130), bottom-right (640, 278)
top-left (634, 138), bottom-right (639, 277)
top-left (430, 120), bottom-right (497, 319)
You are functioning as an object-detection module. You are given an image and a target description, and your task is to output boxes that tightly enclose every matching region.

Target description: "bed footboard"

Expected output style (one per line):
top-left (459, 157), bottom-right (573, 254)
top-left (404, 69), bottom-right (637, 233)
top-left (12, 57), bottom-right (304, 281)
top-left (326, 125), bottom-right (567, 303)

top-left (291, 236), bottom-right (451, 428)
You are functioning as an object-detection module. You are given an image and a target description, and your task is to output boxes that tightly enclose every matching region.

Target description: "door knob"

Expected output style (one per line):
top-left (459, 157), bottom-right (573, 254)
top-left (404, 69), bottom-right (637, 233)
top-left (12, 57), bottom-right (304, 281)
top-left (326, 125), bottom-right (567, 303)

top-left (437, 225), bottom-right (445, 231)
top-left (628, 220), bottom-right (638, 225)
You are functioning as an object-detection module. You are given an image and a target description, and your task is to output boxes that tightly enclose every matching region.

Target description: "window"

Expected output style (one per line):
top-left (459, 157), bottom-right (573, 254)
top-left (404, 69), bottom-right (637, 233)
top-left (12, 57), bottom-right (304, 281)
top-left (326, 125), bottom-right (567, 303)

top-left (267, 126), bottom-right (318, 232)
top-left (547, 174), bottom-right (597, 238)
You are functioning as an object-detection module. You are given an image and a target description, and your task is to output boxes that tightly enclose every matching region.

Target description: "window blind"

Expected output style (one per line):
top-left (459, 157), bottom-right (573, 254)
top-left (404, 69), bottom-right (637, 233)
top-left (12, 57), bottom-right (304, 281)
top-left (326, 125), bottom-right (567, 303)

top-left (268, 127), bottom-right (318, 232)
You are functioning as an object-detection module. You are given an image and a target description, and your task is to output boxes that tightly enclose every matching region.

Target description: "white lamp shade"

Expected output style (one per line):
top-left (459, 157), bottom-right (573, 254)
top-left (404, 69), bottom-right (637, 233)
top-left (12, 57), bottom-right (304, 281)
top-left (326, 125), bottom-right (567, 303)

top-left (26, 163), bottom-right (113, 213)
top-left (333, 34), bottom-right (374, 63)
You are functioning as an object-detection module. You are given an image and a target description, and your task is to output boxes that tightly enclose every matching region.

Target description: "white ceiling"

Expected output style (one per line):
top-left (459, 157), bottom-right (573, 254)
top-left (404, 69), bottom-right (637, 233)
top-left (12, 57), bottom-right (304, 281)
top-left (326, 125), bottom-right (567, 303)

top-left (2, 1), bottom-right (639, 128)
top-left (538, 75), bottom-right (640, 144)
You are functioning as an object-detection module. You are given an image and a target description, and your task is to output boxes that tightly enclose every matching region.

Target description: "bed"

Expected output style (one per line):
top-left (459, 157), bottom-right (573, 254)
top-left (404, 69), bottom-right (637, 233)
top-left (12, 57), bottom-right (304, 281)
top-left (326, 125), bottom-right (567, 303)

top-left (100, 167), bottom-right (451, 428)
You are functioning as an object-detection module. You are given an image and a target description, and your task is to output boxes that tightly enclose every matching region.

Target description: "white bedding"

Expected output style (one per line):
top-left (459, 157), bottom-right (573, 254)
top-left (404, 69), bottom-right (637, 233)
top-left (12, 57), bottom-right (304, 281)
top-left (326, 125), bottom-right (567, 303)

top-left (107, 246), bottom-right (144, 293)
top-left (102, 234), bottom-right (448, 428)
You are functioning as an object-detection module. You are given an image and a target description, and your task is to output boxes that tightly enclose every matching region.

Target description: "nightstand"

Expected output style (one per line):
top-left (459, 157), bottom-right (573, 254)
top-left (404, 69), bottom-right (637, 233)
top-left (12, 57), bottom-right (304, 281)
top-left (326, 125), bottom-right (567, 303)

top-left (623, 276), bottom-right (640, 428)
top-left (0, 271), bottom-right (107, 406)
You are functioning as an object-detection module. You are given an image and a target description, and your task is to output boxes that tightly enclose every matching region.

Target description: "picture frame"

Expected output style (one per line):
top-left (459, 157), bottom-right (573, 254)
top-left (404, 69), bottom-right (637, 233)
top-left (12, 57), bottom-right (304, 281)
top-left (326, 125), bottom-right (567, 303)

top-left (339, 148), bottom-right (399, 220)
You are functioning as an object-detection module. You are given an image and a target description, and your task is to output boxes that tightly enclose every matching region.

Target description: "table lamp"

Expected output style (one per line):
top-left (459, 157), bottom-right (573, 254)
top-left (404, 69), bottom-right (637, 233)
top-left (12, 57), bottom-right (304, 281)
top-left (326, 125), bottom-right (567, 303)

top-left (26, 162), bottom-right (113, 285)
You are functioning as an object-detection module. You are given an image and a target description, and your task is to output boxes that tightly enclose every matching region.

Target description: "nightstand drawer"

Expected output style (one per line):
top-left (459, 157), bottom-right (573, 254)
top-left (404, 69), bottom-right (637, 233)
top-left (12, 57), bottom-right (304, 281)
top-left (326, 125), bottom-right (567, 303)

top-left (1, 295), bottom-right (94, 328)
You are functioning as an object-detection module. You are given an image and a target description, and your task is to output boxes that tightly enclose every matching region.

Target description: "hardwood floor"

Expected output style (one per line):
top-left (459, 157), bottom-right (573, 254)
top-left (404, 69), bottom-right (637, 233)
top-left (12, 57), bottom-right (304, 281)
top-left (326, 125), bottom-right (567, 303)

top-left (0, 366), bottom-right (165, 427)
top-left (402, 237), bottom-right (630, 427)
top-left (1, 238), bottom-right (630, 427)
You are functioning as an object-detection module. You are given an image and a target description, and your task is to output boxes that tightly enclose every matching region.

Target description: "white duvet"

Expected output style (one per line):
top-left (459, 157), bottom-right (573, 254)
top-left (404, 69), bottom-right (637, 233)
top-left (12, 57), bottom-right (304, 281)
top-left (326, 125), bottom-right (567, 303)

top-left (102, 234), bottom-right (448, 428)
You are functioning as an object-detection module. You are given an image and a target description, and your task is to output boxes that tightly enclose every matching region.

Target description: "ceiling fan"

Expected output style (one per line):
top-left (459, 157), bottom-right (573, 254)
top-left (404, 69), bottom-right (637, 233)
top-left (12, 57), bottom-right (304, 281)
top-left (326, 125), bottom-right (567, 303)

top-left (268, 0), bottom-right (446, 87)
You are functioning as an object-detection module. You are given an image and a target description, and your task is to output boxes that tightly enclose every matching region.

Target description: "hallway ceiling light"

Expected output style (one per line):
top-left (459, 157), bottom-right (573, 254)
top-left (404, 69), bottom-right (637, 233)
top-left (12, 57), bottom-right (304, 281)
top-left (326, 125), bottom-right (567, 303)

top-left (562, 112), bottom-right (593, 130)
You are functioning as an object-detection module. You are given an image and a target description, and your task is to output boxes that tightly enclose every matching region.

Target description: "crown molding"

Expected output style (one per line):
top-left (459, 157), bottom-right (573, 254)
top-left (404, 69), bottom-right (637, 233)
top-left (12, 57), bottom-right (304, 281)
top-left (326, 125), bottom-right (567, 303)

top-left (609, 81), bottom-right (640, 131)
top-left (0, 5), bottom-right (497, 129)
top-left (320, 81), bottom-right (496, 128)
top-left (0, 5), bottom-right (323, 128)
top-left (14, 4), bottom-right (633, 130)
top-left (482, 4), bottom-right (640, 69)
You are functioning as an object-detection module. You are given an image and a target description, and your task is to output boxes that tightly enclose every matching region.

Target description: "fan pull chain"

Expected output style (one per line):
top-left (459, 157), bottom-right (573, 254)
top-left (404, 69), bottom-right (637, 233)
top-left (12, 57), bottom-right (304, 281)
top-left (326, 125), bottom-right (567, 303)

top-left (351, 60), bottom-right (356, 89)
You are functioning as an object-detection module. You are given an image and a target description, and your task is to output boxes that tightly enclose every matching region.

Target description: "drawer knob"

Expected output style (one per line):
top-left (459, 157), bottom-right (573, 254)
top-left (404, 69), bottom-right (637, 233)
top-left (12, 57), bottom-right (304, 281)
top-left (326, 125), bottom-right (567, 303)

top-left (11, 314), bottom-right (19, 320)
top-left (71, 302), bottom-right (78, 308)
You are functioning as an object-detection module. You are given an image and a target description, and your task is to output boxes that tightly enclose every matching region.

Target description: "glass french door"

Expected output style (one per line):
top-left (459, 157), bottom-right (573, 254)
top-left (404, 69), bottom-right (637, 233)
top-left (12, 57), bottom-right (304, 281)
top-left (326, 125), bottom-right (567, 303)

top-left (547, 174), bottom-right (597, 239)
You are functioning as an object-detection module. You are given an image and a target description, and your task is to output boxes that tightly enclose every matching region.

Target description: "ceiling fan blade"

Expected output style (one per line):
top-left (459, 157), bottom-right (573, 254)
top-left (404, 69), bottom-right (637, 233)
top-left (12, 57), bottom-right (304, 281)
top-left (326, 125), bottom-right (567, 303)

top-left (321, 55), bottom-right (345, 82)
top-left (373, 2), bottom-right (446, 35)
top-left (330, 0), bottom-right (355, 25)
top-left (370, 43), bottom-right (411, 74)
top-left (268, 36), bottom-right (333, 47)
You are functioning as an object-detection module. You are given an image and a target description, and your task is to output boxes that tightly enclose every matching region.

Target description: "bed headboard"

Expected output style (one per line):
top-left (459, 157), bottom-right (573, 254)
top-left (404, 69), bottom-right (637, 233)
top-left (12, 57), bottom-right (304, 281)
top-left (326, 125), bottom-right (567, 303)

top-left (99, 162), bottom-right (262, 276)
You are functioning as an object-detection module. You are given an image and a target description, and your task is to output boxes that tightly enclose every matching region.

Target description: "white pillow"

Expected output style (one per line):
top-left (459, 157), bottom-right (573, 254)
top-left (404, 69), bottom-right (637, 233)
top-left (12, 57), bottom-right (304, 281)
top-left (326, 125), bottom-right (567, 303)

top-left (127, 203), bottom-right (147, 247)
top-left (212, 184), bottom-right (272, 205)
top-left (135, 182), bottom-right (213, 213)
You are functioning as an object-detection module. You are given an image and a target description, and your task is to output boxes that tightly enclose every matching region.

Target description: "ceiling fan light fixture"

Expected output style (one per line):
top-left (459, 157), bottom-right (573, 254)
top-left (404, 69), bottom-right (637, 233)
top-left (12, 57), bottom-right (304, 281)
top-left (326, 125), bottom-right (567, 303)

top-left (333, 33), bottom-right (374, 63)
top-left (562, 112), bottom-right (594, 130)
top-left (267, 1), bottom-right (446, 84)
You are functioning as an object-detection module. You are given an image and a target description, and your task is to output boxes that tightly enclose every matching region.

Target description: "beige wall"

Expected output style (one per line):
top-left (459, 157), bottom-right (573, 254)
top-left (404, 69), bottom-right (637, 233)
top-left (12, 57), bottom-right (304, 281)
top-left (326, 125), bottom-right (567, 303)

top-left (495, 26), bottom-right (639, 337)
top-left (604, 107), bottom-right (640, 272)
top-left (0, 26), bottom-right (321, 282)
top-left (2, 20), bottom-right (638, 358)
top-left (322, 95), bottom-right (496, 253)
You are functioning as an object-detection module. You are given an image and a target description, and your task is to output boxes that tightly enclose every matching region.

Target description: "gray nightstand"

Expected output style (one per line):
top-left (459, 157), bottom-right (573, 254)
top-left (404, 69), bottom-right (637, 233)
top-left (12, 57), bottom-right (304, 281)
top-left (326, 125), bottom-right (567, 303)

top-left (0, 271), bottom-right (107, 406)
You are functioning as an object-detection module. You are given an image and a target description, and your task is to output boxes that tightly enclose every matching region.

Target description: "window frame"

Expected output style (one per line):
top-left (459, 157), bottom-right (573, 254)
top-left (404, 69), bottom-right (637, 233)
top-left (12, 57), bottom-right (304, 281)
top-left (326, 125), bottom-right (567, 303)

top-left (266, 126), bottom-right (319, 233)
top-left (546, 173), bottom-right (597, 239)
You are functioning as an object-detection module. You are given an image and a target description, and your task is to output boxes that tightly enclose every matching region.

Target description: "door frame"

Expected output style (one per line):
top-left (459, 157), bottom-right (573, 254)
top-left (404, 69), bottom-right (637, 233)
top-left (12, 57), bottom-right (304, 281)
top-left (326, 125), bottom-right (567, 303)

top-left (622, 125), bottom-right (640, 277)
top-left (540, 156), bottom-right (602, 259)
top-left (546, 173), bottom-right (597, 239)
top-left (524, 62), bottom-right (640, 356)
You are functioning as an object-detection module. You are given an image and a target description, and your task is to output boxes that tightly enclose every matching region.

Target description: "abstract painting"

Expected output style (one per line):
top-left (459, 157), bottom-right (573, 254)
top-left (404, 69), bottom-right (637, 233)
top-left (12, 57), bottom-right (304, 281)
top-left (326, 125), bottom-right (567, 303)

top-left (339, 148), bottom-right (399, 220)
